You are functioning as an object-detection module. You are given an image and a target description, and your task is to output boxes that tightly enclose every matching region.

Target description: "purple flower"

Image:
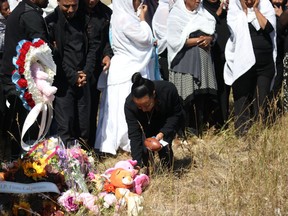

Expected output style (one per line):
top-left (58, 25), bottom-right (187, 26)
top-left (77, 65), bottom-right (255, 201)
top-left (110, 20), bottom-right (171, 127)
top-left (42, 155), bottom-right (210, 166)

top-left (58, 190), bottom-right (79, 212)
top-left (57, 148), bottom-right (67, 160)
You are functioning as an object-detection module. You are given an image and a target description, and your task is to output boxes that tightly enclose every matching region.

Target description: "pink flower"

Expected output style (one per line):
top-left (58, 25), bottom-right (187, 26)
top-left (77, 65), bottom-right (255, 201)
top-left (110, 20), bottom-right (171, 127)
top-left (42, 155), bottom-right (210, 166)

top-left (69, 147), bottom-right (82, 159)
top-left (58, 190), bottom-right (79, 212)
top-left (78, 193), bottom-right (99, 213)
top-left (87, 172), bottom-right (96, 181)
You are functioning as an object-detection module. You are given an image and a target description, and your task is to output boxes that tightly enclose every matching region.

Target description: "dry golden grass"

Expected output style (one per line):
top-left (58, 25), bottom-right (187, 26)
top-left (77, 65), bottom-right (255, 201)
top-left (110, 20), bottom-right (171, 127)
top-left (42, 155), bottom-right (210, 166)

top-left (97, 113), bottom-right (288, 216)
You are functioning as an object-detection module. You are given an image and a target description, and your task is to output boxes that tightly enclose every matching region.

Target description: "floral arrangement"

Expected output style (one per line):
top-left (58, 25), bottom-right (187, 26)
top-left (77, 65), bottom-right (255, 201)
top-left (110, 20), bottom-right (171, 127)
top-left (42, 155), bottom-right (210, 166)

top-left (12, 38), bottom-right (57, 110)
top-left (0, 138), bottom-right (146, 215)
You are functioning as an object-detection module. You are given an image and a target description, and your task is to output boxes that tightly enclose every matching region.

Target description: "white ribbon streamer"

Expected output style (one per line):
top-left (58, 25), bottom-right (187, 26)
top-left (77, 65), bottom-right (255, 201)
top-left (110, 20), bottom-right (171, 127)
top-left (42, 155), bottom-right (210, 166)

top-left (21, 102), bottom-right (53, 151)
top-left (0, 181), bottom-right (60, 194)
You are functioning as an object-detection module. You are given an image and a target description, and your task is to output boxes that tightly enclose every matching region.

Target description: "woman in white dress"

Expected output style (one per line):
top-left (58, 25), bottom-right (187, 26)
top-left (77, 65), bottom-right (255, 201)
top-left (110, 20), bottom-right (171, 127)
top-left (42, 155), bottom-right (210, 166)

top-left (95, 0), bottom-right (156, 155)
top-left (152, 0), bottom-right (174, 80)
top-left (167, 0), bottom-right (217, 136)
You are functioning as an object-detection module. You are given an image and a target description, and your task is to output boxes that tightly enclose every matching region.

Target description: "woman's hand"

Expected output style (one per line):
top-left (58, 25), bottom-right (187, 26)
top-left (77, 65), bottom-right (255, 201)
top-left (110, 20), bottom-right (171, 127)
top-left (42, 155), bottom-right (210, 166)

top-left (216, 0), bottom-right (229, 16)
top-left (216, 2), bottom-right (224, 16)
top-left (274, 4), bottom-right (283, 17)
top-left (139, 4), bottom-right (148, 21)
top-left (155, 132), bottom-right (164, 141)
top-left (240, 0), bottom-right (248, 14)
top-left (198, 35), bottom-right (213, 50)
top-left (102, 56), bottom-right (111, 71)
top-left (253, 0), bottom-right (260, 10)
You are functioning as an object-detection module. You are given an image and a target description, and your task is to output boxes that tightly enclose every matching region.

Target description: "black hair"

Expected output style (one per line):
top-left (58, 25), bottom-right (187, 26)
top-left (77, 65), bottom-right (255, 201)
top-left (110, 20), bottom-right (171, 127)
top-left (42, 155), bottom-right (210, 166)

top-left (270, 0), bottom-right (287, 8)
top-left (131, 72), bottom-right (155, 99)
top-left (0, 0), bottom-right (8, 9)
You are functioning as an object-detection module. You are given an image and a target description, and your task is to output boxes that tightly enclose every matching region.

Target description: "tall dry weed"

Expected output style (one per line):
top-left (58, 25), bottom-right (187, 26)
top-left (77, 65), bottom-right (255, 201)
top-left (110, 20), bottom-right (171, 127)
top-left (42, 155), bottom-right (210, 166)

top-left (101, 112), bottom-right (288, 216)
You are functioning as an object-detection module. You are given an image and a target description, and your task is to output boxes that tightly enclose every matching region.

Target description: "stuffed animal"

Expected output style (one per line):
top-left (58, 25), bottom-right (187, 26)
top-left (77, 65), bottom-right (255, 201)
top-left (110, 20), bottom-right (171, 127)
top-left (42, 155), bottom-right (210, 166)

top-left (105, 159), bottom-right (139, 177)
top-left (30, 61), bottom-right (57, 102)
top-left (109, 168), bottom-right (144, 216)
top-left (99, 192), bottom-right (117, 209)
top-left (105, 159), bottom-right (149, 195)
top-left (110, 168), bottom-right (134, 189)
top-left (116, 188), bottom-right (144, 216)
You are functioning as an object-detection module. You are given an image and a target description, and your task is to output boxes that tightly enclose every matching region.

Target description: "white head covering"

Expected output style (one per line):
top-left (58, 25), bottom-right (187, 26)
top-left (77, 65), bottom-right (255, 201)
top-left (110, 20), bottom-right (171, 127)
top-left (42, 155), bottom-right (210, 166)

top-left (224, 0), bottom-right (277, 85)
top-left (167, 0), bottom-right (216, 67)
top-left (152, 0), bottom-right (170, 54)
top-left (108, 0), bottom-right (154, 85)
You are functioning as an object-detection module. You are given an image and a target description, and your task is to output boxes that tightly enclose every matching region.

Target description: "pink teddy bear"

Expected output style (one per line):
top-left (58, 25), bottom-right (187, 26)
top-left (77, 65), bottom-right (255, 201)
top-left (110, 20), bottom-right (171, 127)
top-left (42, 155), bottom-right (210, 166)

top-left (105, 159), bottom-right (150, 195)
top-left (30, 61), bottom-right (57, 102)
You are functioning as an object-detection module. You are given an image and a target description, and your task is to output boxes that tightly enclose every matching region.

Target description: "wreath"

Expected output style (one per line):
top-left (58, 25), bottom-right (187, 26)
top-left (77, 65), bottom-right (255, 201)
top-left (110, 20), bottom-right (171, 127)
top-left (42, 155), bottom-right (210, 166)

top-left (12, 38), bottom-right (57, 110)
top-left (11, 38), bottom-right (57, 151)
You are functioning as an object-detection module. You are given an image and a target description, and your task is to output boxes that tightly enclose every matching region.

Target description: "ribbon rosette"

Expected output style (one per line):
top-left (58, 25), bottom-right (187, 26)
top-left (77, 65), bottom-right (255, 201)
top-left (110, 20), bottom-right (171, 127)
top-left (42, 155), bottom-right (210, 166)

top-left (12, 38), bottom-right (57, 151)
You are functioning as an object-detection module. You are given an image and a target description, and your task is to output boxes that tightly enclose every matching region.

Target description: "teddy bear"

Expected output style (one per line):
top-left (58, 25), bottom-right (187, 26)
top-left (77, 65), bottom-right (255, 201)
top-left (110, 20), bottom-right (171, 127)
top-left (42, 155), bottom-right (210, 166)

top-left (108, 168), bottom-right (144, 216)
top-left (30, 61), bottom-right (57, 103)
top-left (105, 159), bottom-right (149, 195)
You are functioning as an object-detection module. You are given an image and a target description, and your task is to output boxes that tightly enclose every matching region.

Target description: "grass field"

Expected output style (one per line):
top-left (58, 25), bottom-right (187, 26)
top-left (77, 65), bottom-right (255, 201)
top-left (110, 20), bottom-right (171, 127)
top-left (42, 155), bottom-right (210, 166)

top-left (97, 111), bottom-right (288, 215)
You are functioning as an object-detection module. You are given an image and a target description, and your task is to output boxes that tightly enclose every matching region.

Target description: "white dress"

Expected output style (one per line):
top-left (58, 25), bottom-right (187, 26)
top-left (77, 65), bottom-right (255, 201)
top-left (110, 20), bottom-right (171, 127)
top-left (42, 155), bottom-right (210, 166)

top-left (94, 0), bottom-right (156, 155)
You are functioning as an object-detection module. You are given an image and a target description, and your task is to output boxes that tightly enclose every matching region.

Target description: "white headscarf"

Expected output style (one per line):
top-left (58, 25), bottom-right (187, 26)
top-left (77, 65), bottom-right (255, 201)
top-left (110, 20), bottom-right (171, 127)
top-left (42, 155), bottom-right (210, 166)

top-left (167, 0), bottom-right (216, 67)
top-left (152, 0), bottom-right (170, 54)
top-left (108, 0), bottom-right (154, 85)
top-left (224, 0), bottom-right (277, 85)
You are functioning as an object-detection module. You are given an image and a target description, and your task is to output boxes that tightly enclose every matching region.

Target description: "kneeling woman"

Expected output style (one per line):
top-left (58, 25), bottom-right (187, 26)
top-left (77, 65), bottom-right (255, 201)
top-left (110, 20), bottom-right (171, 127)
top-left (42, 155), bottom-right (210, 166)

top-left (124, 72), bottom-right (185, 169)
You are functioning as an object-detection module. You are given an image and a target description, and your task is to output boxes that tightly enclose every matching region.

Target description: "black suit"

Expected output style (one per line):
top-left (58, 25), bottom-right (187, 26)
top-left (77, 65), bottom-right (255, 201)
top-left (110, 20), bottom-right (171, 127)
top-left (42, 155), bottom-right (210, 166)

top-left (46, 7), bottom-right (97, 146)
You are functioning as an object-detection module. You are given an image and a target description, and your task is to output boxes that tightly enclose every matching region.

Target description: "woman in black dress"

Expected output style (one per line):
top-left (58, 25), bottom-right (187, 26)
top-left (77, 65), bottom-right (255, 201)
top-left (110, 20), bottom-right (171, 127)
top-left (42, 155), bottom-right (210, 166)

top-left (124, 72), bottom-right (185, 169)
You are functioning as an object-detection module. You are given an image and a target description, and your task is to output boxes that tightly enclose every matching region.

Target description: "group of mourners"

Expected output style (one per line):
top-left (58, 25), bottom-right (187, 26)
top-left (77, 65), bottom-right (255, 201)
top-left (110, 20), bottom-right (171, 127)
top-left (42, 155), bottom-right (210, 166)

top-left (0, 0), bottom-right (288, 171)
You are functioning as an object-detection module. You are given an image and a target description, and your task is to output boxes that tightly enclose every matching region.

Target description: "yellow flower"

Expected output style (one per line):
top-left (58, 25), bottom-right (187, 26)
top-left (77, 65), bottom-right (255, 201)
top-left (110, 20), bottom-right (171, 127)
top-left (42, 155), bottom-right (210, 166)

top-left (22, 160), bottom-right (46, 181)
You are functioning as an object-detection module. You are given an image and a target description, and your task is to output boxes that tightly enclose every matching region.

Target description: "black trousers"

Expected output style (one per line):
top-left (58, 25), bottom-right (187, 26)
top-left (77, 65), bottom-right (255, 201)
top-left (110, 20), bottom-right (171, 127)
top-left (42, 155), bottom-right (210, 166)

top-left (232, 62), bottom-right (274, 136)
top-left (54, 84), bottom-right (91, 146)
top-left (87, 71), bottom-right (101, 148)
top-left (213, 56), bottom-right (231, 128)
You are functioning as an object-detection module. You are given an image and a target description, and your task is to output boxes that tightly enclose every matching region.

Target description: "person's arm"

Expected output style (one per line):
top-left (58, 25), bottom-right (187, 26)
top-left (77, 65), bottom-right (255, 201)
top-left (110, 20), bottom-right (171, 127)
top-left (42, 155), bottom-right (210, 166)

top-left (158, 83), bottom-right (184, 140)
top-left (185, 37), bottom-right (201, 47)
top-left (216, 0), bottom-right (229, 17)
top-left (185, 35), bottom-right (214, 51)
top-left (83, 17), bottom-right (98, 81)
top-left (103, 42), bottom-right (113, 59)
top-left (125, 100), bottom-right (145, 166)
top-left (102, 55), bottom-right (111, 71)
top-left (61, 61), bottom-right (79, 86)
top-left (240, 0), bottom-right (248, 15)
top-left (20, 11), bottom-right (49, 42)
top-left (273, 5), bottom-right (283, 17)
top-left (123, 5), bottom-right (154, 49)
top-left (102, 20), bottom-right (113, 71)
top-left (253, 0), bottom-right (270, 30)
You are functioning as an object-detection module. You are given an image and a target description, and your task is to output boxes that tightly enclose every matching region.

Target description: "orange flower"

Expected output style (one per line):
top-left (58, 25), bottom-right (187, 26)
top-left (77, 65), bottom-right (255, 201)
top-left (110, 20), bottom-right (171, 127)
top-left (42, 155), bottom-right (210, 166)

top-left (104, 181), bottom-right (115, 193)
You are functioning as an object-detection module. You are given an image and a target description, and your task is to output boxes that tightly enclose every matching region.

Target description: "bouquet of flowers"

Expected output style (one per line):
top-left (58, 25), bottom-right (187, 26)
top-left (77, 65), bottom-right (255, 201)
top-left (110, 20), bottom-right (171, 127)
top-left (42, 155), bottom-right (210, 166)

top-left (0, 138), bottom-right (126, 215)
